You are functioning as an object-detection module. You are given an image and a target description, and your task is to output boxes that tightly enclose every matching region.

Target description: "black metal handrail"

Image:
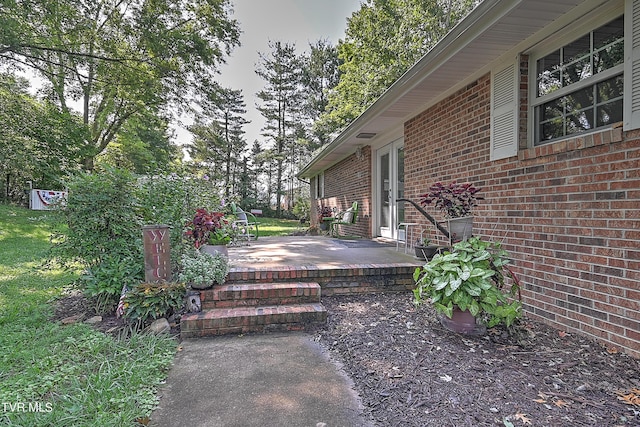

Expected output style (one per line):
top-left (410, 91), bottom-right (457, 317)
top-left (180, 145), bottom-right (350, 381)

top-left (396, 198), bottom-right (450, 240)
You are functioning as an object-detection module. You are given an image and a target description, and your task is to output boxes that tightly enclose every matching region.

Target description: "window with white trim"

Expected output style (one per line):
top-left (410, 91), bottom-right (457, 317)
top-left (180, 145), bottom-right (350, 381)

top-left (533, 15), bottom-right (624, 145)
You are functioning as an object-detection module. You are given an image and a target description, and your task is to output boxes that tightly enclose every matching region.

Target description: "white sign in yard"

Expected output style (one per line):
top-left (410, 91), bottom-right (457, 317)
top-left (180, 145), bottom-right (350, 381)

top-left (30, 189), bottom-right (67, 210)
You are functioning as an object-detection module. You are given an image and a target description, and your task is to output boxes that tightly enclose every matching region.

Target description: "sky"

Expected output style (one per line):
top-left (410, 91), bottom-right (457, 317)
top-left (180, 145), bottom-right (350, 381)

top-left (175, 0), bottom-right (362, 148)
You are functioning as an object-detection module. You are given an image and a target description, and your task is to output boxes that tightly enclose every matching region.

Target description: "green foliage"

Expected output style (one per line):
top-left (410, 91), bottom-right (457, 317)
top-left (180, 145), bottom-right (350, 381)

top-left (318, 0), bottom-right (476, 133)
top-left (413, 237), bottom-right (522, 327)
top-left (52, 167), bottom-right (141, 266)
top-left (0, 73), bottom-right (87, 203)
top-left (1, 0), bottom-right (240, 169)
top-left (124, 282), bottom-right (186, 325)
top-left (82, 254), bottom-right (144, 314)
top-left (178, 250), bottom-right (229, 288)
top-left (0, 205), bottom-right (177, 426)
top-left (137, 173), bottom-right (223, 270)
top-left (51, 167), bottom-right (143, 312)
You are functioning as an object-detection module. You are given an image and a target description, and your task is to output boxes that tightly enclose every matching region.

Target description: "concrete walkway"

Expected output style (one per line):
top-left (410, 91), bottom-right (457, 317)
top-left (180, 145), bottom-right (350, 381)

top-left (150, 333), bottom-right (372, 427)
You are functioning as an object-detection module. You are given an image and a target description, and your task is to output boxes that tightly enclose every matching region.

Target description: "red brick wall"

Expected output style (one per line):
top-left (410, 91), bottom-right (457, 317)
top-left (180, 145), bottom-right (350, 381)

top-left (312, 146), bottom-right (372, 237)
top-left (404, 73), bottom-right (640, 357)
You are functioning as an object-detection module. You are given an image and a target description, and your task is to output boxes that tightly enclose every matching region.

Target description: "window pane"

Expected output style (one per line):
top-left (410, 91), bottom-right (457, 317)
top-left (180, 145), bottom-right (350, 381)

top-left (541, 98), bottom-right (563, 121)
top-left (596, 75), bottom-right (623, 103)
top-left (563, 56), bottom-right (591, 85)
top-left (564, 34), bottom-right (590, 63)
top-left (566, 110), bottom-right (592, 134)
top-left (537, 51), bottom-right (561, 96)
top-left (596, 99), bottom-right (623, 127)
top-left (593, 16), bottom-right (624, 50)
top-left (594, 43), bottom-right (624, 73)
top-left (540, 118), bottom-right (564, 141)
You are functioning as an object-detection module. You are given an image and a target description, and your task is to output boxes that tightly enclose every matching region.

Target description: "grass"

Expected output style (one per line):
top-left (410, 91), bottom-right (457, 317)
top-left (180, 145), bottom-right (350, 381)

top-left (0, 204), bottom-right (177, 426)
top-left (254, 216), bottom-right (307, 237)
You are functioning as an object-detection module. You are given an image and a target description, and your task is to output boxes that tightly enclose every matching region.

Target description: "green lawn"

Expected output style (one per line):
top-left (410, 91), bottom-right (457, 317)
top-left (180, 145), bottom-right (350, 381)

top-left (254, 216), bottom-right (306, 237)
top-left (0, 204), bottom-right (176, 426)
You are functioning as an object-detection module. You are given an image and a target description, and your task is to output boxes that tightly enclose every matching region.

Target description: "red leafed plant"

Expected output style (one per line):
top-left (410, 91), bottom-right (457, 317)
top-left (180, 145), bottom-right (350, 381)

top-left (185, 208), bottom-right (230, 248)
top-left (419, 181), bottom-right (483, 218)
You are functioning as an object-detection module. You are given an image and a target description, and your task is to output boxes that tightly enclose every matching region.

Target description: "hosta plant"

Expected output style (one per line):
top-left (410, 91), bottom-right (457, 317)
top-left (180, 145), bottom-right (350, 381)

top-left (413, 237), bottom-right (521, 327)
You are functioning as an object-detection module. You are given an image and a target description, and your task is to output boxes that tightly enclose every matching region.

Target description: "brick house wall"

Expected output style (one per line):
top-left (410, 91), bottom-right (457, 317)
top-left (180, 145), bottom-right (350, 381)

top-left (403, 72), bottom-right (640, 357)
top-left (312, 146), bottom-right (372, 237)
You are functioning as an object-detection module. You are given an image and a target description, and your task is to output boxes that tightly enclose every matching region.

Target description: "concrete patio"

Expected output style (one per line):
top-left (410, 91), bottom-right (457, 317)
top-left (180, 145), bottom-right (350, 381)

top-left (227, 235), bottom-right (422, 269)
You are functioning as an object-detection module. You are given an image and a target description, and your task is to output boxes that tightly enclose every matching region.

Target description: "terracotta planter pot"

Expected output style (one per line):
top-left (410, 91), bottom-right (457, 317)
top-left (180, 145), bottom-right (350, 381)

top-left (439, 307), bottom-right (486, 335)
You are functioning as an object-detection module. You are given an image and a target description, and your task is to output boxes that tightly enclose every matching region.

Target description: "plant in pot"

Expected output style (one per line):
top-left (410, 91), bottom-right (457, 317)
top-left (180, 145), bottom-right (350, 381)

top-left (413, 237), bottom-right (521, 335)
top-left (178, 249), bottom-right (229, 290)
top-left (419, 181), bottom-right (482, 243)
top-left (414, 236), bottom-right (441, 260)
top-left (317, 205), bottom-right (334, 231)
top-left (185, 208), bottom-right (232, 256)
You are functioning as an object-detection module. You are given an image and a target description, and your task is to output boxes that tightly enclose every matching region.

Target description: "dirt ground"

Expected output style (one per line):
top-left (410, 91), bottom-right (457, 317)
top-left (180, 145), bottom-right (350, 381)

top-left (310, 293), bottom-right (640, 427)
top-left (53, 290), bottom-right (640, 426)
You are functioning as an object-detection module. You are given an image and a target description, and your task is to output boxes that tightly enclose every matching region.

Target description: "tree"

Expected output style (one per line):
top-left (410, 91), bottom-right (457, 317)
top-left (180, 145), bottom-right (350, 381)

top-left (0, 0), bottom-right (240, 170)
top-left (0, 73), bottom-right (86, 202)
top-left (95, 109), bottom-right (180, 174)
top-left (317, 0), bottom-right (477, 134)
top-left (300, 39), bottom-right (341, 150)
top-left (186, 85), bottom-right (248, 196)
top-left (255, 41), bottom-right (303, 216)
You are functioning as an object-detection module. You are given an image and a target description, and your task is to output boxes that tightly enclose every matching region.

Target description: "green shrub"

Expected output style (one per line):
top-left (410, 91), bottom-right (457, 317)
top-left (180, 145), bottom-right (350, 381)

top-left (51, 167), bottom-right (143, 312)
top-left (178, 250), bottom-right (229, 288)
top-left (124, 282), bottom-right (186, 325)
top-left (82, 253), bottom-right (144, 313)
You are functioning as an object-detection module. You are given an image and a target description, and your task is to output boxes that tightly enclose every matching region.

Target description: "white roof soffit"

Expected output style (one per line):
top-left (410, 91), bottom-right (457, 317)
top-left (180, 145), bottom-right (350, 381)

top-left (298, 0), bottom-right (598, 179)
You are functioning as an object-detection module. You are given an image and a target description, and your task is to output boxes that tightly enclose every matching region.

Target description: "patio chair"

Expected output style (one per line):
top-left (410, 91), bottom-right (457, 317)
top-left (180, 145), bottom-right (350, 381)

top-left (231, 203), bottom-right (260, 244)
top-left (330, 201), bottom-right (358, 237)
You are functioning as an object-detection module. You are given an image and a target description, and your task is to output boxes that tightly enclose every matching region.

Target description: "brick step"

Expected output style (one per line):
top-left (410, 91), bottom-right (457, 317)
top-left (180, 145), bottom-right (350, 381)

top-left (180, 303), bottom-right (327, 338)
top-left (227, 263), bottom-right (420, 296)
top-left (200, 282), bottom-right (321, 310)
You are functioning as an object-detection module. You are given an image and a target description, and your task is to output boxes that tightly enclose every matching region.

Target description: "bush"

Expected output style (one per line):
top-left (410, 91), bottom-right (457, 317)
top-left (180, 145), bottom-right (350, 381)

top-left (124, 282), bottom-right (186, 326)
top-left (82, 254), bottom-right (144, 313)
top-left (178, 250), bottom-right (229, 288)
top-left (51, 168), bottom-right (224, 314)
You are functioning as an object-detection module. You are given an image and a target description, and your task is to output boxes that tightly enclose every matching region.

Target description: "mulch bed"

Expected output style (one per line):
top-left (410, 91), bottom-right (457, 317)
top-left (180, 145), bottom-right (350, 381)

top-left (309, 292), bottom-right (640, 427)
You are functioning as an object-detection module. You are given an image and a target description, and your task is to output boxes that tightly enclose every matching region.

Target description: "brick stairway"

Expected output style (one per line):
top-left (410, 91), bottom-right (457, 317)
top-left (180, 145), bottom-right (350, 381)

top-left (180, 261), bottom-right (420, 339)
top-left (180, 282), bottom-right (327, 338)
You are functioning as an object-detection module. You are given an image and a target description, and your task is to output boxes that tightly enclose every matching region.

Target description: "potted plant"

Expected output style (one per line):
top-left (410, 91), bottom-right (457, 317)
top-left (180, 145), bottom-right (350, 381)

top-left (414, 236), bottom-right (442, 260)
top-left (413, 237), bottom-right (521, 335)
top-left (185, 208), bottom-right (232, 257)
top-left (178, 249), bottom-right (229, 290)
top-left (317, 205), bottom-right (334, 231)
top-left (419, 181), bottom-right (482, 243)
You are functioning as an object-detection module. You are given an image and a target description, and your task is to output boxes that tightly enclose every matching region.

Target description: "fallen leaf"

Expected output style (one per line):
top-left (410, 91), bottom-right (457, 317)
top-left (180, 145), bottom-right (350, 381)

top-left (532, 398), bottom-right (547, 404)
top-left (554, 399), bottom-right (570, 408)
top-left (616, 388), bottom-right (640, 406)
top-left (606, 346), bottom-right (619, 354)
top-left (514, 411), bottom-right (532, 425)
top-left (135, 416), bottom-right (150, 425)
top-left (558, 331), bottom-right (568, 337)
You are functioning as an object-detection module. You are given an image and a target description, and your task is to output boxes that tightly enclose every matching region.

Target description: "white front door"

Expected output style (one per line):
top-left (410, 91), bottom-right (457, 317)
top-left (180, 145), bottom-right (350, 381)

top-left (376, 140), bottom-right (405, 239)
